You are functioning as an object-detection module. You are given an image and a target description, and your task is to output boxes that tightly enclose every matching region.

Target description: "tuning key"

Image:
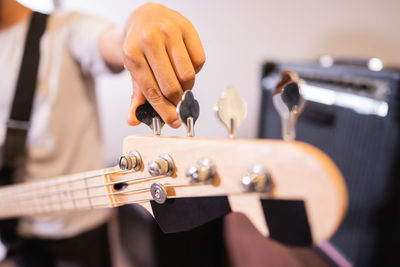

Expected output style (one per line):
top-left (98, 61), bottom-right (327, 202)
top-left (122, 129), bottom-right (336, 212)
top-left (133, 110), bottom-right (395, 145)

top-left (272, 71), bottom-right (306, 141)
top-left (136, 101), bottom-right (165, 135)
top-left (215, 86), bottom-right (247, 138)
top-left (176, 90), bottom-right (200, 137)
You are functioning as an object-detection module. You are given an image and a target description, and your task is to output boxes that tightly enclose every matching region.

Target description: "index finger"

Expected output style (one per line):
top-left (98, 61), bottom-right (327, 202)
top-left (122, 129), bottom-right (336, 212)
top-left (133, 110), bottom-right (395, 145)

top-left (125, 56), bottom-right (182, 128)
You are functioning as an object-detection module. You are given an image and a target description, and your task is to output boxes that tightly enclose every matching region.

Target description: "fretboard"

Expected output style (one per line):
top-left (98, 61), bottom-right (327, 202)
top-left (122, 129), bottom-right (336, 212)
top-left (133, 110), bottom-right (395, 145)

top-left (0, 168), bottom-right (118, 219)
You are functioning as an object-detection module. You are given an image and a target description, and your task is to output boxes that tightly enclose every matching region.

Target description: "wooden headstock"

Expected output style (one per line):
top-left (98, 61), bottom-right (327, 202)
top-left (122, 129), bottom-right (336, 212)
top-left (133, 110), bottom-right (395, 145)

top-left (106, 135), bottom-right (348, 245)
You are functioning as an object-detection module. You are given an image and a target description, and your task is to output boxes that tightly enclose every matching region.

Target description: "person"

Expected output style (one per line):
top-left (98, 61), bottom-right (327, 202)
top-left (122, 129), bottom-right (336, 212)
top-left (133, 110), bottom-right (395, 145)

top-left (0, 0), bottom-right (205, 266)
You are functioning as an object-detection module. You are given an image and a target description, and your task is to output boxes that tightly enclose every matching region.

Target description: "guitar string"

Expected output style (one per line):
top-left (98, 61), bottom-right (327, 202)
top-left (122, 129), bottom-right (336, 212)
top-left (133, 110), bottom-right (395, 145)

top-left (0, 198), bottom-right (155, 218)
top-left (19, 181), bottom-right (195, 204)
top-left (0, 175), bottom-right (175, 217)
top-left (17, 186), bottom-right (151, 204)
top-left (0, 167), bottom-right (202, 215)
top-left (0, 169), bottom-right (139, 212)
top-left (0, 168), bottom-right (131, 197)
top-left (1, 182), bottom-right (198, 217)
top-left (1, 186), bottom-right (155, 215)
top-left (2, 173), bottom-right (201, 212)
top-left (12, 181), bottom-right (195, 207)
top-left (0, 167), bottom-right (163, 203)
top-left (9, 178), bottom-right (236, 216)
top-left (6, 173), bottom-right (168, 203)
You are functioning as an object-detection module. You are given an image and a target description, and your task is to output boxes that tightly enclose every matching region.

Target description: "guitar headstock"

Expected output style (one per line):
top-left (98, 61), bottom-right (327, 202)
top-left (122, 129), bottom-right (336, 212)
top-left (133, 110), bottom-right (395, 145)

top-left (107, 73), bottom-right (347, 246)
top-left (106, 135), bottom-right (347, 246)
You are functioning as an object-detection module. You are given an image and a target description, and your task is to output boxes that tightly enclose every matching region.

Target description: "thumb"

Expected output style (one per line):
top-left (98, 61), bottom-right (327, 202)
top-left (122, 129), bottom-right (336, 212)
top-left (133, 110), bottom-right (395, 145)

top-left (127, 79), bottom-right (146, 126)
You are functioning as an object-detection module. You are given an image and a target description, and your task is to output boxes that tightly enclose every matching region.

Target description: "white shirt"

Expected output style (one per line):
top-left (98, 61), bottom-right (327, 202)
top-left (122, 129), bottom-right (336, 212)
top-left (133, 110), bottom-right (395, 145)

top-left (0, 11), bottom-right (114, 238)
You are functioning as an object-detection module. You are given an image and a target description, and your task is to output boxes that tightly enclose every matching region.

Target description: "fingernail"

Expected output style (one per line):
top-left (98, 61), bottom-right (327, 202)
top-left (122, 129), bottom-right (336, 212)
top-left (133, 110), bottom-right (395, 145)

top-left (171, 119), bottom-right (181, 128)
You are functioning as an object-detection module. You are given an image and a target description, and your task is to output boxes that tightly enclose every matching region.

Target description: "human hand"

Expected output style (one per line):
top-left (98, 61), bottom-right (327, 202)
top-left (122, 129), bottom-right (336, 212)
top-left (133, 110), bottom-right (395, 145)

top-left (123, 3), bottom-right (205, 128)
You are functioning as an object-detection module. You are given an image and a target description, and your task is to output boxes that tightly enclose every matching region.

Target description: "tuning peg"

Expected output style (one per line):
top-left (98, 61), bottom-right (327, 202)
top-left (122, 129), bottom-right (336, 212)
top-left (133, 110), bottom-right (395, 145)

top-left (176, 90), bottom-right (200, 137)
top-left (136, 101), bottom-right (165, 135)
top-left (272, 71), bottom-right (306, 141)
top-left (214, 86), bottom-right (247, 138)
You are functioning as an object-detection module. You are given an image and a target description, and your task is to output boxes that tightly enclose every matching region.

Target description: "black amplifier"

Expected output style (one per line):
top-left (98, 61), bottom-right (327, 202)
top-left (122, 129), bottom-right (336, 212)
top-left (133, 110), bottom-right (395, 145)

top-left (259, 60), bottom-right (400, 266)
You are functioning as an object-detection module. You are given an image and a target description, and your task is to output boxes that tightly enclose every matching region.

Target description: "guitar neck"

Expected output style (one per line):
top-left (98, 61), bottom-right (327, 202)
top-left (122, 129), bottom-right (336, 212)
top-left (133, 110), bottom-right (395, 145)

top-left (0, 168), bottom-right (119, 219)
top-left (0, 134), bottom-right (348, 246)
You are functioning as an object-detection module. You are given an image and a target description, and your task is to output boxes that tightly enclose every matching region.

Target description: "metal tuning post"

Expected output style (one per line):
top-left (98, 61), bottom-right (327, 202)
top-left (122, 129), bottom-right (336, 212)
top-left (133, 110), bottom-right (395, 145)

top-left (186, 158), bottom-right (216, 184)
top-left (215, 86), bottom-right (247, 139)
top-left (148, 154), bottom-right (175, 177)
top-left (176, 90), bottom-right (200, 137)
top-left (272, 71), bottom-right (306, 141)
top-left (118, 150), bottom-right (142, 171)
top-left (241, 165), bottom-right (273, 193)
top-left (136, 101), bottom-right (165, 135)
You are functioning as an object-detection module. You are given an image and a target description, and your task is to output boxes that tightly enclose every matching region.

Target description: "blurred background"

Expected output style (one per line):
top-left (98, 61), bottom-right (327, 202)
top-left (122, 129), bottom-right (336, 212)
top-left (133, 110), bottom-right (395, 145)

top-left (14, 1), bottom-right (400, 265)
top-left (18, 0), bottom-right (400, 165)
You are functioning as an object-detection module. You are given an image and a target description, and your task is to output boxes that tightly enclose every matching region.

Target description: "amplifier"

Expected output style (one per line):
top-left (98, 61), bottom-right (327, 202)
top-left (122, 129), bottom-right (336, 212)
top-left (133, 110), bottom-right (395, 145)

top-left (259, 60), bottom-right (400, 266)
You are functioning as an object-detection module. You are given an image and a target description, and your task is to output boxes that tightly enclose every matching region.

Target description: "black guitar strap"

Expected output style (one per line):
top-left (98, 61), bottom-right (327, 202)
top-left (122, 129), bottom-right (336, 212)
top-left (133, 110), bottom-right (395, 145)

top-left (0, 12), bottom-right (48, 247)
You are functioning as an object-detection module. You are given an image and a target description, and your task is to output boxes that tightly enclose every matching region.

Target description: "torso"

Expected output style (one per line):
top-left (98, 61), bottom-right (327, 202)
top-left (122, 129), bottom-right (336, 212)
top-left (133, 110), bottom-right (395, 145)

top-left (0, 12), bottom-right (111, 239)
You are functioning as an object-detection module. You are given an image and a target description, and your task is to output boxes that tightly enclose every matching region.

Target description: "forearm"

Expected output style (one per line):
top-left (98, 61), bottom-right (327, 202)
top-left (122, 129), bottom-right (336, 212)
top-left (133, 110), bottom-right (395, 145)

top-left (98, 25), bottom-right (125, 72)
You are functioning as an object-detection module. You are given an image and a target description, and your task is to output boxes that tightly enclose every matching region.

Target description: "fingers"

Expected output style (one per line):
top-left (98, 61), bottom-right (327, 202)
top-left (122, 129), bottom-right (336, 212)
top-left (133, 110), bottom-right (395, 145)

top-left (124, 56), bottom-right (182, 128)
top-left (166, 33), bottom-right (196, 91)
top-left (142, 21), bottom-right (203, 104)
top-left (181, 20), bottom-right (206, 73)
top-left (143, 31), bottom-right (185, 105)
top-left (122, 3), bottom-right (206, 129)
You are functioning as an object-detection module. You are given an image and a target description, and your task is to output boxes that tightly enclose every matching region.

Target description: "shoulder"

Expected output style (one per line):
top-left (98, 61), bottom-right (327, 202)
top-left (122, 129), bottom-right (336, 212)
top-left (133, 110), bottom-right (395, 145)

top-left (46, 11), bottom-right (111, 36)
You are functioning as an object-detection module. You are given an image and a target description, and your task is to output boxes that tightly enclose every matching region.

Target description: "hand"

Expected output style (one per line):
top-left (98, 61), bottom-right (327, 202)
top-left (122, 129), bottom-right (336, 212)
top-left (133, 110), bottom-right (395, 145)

top-left (123, 3), bottom-right (205, 128)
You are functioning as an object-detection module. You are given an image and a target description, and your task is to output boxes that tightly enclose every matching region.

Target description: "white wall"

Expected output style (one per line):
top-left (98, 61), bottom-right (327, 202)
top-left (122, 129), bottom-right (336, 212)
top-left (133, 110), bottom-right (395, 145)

top-left (44, 0), bottom-right (400, 165)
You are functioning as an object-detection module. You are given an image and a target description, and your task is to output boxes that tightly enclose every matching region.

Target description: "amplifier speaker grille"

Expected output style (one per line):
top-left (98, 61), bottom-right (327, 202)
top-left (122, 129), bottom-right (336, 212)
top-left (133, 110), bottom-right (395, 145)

top-left (259, 62), bottom-right (400, 266)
